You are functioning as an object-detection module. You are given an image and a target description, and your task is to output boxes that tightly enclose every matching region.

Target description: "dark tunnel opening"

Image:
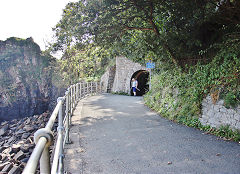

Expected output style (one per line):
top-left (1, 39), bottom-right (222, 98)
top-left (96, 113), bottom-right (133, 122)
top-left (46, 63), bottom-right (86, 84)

top-left (130, 70), bottom-right (149, 96)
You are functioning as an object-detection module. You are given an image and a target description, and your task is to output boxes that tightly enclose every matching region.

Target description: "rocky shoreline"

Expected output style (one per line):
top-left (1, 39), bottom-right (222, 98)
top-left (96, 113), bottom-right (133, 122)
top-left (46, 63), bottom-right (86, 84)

top-left (0, 112), bottom-right (56, 173)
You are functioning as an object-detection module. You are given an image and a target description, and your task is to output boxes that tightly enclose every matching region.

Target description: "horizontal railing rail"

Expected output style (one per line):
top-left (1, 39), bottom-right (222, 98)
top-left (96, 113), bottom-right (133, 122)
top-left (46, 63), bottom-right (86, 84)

top-left (23, 81), bottom-right (102, 174)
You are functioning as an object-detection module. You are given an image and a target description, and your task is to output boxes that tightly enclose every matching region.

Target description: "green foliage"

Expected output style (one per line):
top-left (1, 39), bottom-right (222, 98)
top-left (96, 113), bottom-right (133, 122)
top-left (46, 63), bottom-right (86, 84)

top-left (224, 92), bottom-right (240, 109)
top-left (52, 0), bottom-right (240, 67)
top-left (215, 125), bottom-right (240, 141)
top-left (55, 44), bottom-right (114, 85)
top-left (144, 46), bottom-right (240, 141)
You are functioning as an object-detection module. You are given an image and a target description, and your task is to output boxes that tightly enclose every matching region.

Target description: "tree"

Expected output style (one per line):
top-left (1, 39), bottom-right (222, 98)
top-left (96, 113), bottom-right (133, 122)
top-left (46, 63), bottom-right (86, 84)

top-left (52, 0), bottom-right (240, 66)
top-left (56, 43), bottom-right (113, 84)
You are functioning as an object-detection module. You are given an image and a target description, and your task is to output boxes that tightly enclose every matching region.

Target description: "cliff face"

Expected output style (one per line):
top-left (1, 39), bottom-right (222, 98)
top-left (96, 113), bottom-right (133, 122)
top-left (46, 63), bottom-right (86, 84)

top-left (0, 37), bottom-right (57, 121)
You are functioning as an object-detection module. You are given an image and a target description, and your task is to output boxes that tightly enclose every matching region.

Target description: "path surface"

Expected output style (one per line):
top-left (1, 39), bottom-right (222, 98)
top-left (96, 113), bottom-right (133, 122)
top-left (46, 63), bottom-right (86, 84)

top-left (64, 94), bottom-right (240, 174)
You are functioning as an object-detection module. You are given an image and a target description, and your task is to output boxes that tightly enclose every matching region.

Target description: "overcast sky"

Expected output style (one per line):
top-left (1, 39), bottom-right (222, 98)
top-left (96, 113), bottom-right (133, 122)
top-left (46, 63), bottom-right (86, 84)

top-left (0, 0), bottom-right (78, 50)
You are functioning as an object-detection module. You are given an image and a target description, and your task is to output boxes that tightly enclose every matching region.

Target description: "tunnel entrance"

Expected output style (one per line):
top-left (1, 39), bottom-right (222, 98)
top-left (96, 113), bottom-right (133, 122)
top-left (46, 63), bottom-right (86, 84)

top-left (130, 70), bottom-right (149, 96)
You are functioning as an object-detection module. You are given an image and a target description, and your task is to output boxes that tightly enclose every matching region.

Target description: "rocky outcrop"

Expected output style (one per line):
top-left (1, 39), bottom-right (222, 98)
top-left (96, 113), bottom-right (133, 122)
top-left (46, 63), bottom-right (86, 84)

top-left (0, 37), bottom-right (63, 121)
top-left (0, 112), bottom-right (57, 173)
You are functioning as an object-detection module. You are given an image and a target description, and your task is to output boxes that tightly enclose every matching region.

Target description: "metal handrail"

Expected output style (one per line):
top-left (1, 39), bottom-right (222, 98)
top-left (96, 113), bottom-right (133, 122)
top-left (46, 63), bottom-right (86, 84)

top-left (23, 81), bottom-right (102, 174)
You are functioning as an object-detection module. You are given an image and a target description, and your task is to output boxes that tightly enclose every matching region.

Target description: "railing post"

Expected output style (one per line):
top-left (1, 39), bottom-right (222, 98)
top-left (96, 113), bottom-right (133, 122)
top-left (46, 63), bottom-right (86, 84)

top-left (73, 85), bottom-right (75, 108)
top-left (83, 82), bottom-right (85, 96)
top-left (87, 82), bottom-right (89, 94)
top-left (83, 82), bottom-right (85, 97)
top-left (76, 83), bottom-right (78, 102)
top-left (65, 91), bottom-right (71, 144)
top-left (80, 82), bottom-right (82, 98)
top-left (79, 83), bottom-right (81, 99)
top-left (51, 97), bottom-right (64, 174)
top-left (33, 128), bottom-right (53, 174)
top-left (75, 84), bottom-right (77, 105)
top-left (77, 83), bottom-right (80, 101)
top-left (40, 146), bottom-right (51, 174)
top-left (72, 85), bottom-right (74, 109)
top-left (82, 82), bottom-right (84, 98)
top-left (91, 81), bottom-right (93, 95)
top-left (74, 84), bottom-right (76, 106)
top-left (70, 86), bottom-right (72, 115)
top-left (84, 82), bottom-right (88, 97)
top-left (71, 85), bottom-right (74, 114)
top-left (69, 89), bottom-right (72, 125)
top-left (95, 82), bottom-right (98, 94)
top-left (77, 83), bottom-right (79, 100)
top-left (58, 97), bottom-right (64, 173)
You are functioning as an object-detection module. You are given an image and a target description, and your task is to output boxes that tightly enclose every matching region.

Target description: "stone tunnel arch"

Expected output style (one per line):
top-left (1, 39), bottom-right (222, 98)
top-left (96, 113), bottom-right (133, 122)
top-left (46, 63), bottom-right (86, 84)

top-left (101, 56), bottom-right (149, 95)
top-left (130, 70), bottom-right (149, 96)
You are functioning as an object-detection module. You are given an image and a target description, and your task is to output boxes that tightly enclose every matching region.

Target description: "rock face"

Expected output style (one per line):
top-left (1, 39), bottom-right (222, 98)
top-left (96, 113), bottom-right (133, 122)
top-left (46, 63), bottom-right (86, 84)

top-left (0, 37), bottom-right (61, 121)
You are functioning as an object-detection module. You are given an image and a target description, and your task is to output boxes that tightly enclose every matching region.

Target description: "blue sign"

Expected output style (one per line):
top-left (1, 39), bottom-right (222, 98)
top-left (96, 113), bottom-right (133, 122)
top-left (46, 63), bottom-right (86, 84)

top-left (146, 62), bottom-right (155, 68)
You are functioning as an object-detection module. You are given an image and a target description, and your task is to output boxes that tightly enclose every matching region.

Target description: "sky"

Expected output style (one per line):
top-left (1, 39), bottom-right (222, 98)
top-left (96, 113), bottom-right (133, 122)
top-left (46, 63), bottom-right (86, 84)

top-left (0, 0), bottom-right (78, 51)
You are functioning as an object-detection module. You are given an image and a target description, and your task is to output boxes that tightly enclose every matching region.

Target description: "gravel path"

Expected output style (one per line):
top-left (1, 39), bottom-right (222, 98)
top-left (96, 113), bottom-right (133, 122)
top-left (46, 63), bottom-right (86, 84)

top-left (64, 94), bottom-right (240, 174)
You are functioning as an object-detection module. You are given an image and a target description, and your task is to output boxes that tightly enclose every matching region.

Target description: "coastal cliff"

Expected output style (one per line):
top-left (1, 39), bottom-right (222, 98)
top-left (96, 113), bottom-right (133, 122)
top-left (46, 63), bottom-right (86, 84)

top-left (0, 37), bottom-right (61, 121)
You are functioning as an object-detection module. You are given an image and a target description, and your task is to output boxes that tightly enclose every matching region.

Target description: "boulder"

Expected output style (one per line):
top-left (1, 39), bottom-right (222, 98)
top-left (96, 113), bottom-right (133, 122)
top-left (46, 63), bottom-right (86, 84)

top-left (24, 118), bottom-right (31, 125)
top-left (0, 153), bottom-right (8, 162)
top-left (0, 124), bottom-right (9, 136)
top-left (15, 129), bottom-right (25, 135)
top-left (0, 111), bottom-right (55, 173)
top-left (0, 161), bottom-right (10, 171)
top-left (13, 151), bottom-right (25, 161)
top-left (1, 162), bottom-right (13, 173)
top-left (12, 144), bottom-right (21, 153)
top-left (8, 165), bottom-right (21, 174)
top-left (20, 144), bottom-right (31, 153)
top-left (23, 125), bottom-right (35, 132)
top-left (21, 132), bottom-right (31, 139)
top-left (20, 157), bottom-right (29, 163)
top-left (2, 147), bottom-right (13, 155)
top-left (0, 146), bottom-right (7, 153)
top-left (1, 121), bottom-right (8, 126)
top-left (7, 136), bottom-right (16, 144)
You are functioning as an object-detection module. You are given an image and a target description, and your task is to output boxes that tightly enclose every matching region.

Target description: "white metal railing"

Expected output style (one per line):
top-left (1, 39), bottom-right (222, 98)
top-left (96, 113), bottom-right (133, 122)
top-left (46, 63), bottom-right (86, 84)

top-left (23, 81), bottom-right (102, 174)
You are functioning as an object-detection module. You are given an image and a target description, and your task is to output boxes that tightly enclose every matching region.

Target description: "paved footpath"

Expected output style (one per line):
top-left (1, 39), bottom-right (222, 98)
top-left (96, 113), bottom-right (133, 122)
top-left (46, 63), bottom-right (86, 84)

top-left (64, 94), bottom-right (240, 174)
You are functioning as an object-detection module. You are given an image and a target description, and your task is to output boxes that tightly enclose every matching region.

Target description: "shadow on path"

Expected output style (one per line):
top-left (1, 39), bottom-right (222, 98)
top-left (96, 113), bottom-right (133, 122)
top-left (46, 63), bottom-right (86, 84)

top-left (64, 94), bottom-right (240, 174)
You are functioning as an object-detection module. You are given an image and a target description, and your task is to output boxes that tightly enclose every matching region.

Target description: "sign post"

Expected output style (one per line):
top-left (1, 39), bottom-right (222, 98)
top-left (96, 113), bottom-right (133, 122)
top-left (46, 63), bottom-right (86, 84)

top-left (146, 62), bottom-right (155, 90)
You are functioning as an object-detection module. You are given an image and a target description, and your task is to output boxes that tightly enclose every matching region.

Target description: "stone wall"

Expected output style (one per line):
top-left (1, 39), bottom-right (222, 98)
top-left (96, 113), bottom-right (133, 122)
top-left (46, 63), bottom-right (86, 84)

top-left (200, 95), bottom-right (240, 130)
top-left (111, 56), bottom-right (146, 94)
top-left (100, 68), bottom-right (110, 93)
